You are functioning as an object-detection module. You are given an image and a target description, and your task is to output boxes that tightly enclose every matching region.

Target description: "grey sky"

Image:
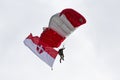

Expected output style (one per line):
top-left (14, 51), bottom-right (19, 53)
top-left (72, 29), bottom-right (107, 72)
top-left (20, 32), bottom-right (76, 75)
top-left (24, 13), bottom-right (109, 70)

top-left (0, 0), bottom-right (120, 80)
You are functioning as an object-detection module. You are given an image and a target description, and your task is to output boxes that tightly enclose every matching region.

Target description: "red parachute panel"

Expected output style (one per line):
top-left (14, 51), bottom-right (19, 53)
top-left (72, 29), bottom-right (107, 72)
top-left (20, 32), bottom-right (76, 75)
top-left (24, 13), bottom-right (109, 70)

top-left (60, 8), bottom-right (86, 27)
top-left (39, 28), bottom-right (65, 48)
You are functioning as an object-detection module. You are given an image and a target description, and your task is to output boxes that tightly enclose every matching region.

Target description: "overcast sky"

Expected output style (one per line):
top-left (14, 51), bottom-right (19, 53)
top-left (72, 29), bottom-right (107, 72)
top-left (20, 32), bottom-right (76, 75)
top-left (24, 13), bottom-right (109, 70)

top-left (0, 0), bottom-right (120, 80)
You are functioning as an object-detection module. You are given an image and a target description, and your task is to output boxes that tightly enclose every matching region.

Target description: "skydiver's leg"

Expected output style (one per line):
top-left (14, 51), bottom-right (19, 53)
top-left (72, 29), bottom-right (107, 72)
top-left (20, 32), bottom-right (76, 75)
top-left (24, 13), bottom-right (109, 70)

top-left (59, 55), bottom-right (64, 63)
top-left (61, 55), bottom-right (64, 60)
top-left (60, 58), bottom-right (61, 63)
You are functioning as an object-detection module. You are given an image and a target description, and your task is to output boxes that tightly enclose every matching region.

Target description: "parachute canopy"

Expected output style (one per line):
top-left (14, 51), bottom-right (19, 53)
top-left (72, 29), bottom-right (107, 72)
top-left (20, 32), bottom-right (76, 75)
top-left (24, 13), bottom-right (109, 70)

top-left (24, 8), bottom-right (86, 68)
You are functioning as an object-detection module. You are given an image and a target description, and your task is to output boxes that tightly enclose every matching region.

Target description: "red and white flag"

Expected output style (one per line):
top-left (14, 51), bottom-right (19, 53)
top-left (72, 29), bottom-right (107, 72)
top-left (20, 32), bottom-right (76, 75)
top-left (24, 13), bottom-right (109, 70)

top-left (24, 34), bottom-right (58, 67)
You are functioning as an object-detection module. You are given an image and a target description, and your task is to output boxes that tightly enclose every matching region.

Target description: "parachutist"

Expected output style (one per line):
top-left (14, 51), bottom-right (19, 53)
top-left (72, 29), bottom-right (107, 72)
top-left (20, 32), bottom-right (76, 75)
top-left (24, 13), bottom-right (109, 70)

top-left (58, 47), bottom-right (65, 63)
